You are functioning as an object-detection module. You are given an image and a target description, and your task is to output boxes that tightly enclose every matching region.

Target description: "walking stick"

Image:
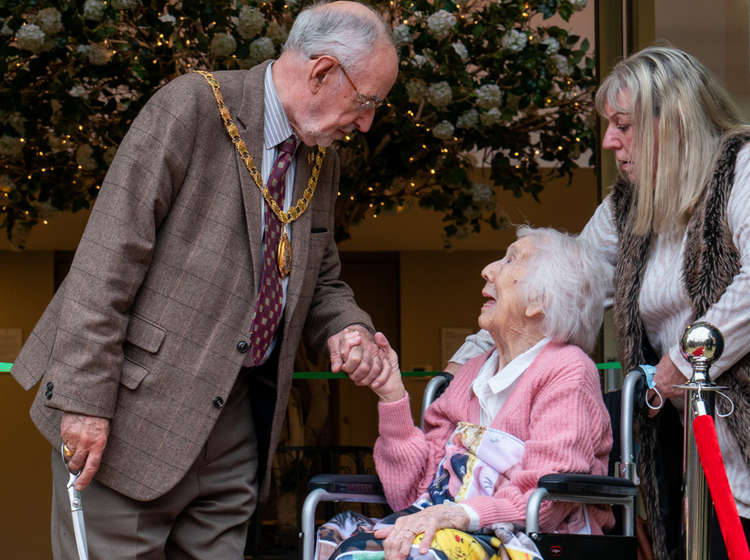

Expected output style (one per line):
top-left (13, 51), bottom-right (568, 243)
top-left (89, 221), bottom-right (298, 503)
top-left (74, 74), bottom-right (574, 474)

top-left (61, 444), bottom-right (89, 560)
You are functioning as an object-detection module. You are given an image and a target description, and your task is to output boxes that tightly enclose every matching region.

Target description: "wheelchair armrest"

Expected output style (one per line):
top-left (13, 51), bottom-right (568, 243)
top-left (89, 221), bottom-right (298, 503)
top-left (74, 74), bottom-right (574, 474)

top-left (301, 474), bottom-right (387, 560)
top-left (537, 473), bottom-right (638, 498)
top-left (308, 473), bottom-right (384, 496)
top-left (526, 473), bottom-right (638, 537)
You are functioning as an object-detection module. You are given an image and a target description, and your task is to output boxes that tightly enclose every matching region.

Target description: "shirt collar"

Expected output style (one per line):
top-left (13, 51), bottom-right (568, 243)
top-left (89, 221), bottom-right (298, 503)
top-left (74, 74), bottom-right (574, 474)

top-left (263, 62), bottom-right (295, 149)
top-left (487, 337), bottom-right (550, 394)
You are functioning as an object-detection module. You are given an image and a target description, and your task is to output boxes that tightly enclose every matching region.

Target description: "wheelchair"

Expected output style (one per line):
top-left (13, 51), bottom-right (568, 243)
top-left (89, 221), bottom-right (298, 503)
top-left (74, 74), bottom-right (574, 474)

top-left (299, 369), bottom-right (646, 560)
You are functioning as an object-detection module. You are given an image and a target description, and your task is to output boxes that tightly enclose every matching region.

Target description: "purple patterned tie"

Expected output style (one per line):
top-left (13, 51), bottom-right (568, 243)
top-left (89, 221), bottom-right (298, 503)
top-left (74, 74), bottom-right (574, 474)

top-left (245, 135), bottom-right (297, 366)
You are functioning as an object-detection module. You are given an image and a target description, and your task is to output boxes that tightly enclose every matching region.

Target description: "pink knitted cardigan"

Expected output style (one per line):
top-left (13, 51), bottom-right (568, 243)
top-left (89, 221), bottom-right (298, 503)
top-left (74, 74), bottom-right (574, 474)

top-left (373, 342), bottom-right (615, 534)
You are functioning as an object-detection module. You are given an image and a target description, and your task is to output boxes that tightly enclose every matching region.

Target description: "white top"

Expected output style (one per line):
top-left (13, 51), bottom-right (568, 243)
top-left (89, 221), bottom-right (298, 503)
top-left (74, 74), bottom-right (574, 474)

top-left (472, 338), bottom-right (550, 426)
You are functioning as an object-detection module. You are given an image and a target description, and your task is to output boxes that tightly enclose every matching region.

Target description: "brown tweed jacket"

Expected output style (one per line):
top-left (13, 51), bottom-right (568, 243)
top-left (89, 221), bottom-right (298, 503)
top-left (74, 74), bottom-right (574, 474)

top-left (11, 61), bottom-right (373, 501)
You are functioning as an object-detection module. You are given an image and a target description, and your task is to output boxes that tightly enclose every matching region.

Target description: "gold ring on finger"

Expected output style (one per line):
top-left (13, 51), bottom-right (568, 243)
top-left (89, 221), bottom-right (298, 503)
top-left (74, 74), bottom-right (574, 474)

top-left (63, 443), bottom-right (75, 458)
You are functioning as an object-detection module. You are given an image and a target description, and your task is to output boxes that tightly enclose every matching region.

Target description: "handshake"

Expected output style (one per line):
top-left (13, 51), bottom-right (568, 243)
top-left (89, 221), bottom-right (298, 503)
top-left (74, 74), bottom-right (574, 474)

top-left (327, 325), bottom-right (406, 403)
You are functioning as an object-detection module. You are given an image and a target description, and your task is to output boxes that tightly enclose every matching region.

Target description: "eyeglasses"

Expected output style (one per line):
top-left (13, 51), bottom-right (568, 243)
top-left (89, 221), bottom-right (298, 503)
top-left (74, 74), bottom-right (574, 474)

top-left (330, 57), bottom-right (385, 112)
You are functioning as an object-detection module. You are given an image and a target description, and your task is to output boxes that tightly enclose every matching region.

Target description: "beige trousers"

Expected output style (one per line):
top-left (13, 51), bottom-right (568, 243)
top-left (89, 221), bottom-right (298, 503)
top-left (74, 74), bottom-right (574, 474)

top-left (51, 375), bottom-right (257, 559)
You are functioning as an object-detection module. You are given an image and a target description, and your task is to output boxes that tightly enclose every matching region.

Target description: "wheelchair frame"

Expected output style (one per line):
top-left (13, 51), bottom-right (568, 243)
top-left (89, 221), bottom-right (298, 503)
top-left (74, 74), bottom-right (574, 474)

top-left (300, 369), bottom-right (644, 560)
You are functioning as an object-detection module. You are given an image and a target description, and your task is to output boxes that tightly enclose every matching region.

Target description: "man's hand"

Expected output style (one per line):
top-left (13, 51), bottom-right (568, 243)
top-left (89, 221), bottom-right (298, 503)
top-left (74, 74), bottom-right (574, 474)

top-left (648, 353), bottom-right (688, 417)
top-left (328, 324), bottom-right (384, 386)
top-left (61, 413), bottom-right (110, 490)
top-left (374, 504), bottom-right (470, 560)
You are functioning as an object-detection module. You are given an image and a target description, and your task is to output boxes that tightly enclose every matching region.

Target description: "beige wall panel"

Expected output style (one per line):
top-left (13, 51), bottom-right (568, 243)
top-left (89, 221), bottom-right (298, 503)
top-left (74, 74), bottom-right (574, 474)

top-left (0, 250), bottom-right (55, 559)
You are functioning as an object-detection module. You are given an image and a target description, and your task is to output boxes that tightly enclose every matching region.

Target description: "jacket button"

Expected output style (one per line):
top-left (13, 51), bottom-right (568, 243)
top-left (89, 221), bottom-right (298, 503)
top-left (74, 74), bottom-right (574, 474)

top-left (213, 396), bottom-right (225, 409)
top-left (236, 340), bottom-right (249, 353)
top-left (45, 382), bottom-right (54, 400)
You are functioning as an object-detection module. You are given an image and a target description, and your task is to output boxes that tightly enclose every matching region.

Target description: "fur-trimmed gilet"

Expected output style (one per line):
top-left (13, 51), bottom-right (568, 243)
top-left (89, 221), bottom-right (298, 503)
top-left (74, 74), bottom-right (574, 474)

top-left (611, 130), bottom-right (750, 559)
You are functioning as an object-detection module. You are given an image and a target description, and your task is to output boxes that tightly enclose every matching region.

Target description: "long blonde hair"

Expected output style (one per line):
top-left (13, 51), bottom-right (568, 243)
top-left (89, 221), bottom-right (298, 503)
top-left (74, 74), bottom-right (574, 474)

top-left (595, 45), bottom-right (746, 235)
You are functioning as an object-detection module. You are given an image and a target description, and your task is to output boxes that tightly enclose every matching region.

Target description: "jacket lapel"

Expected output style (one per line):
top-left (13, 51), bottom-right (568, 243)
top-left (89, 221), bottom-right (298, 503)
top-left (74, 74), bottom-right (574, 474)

top-left (235, 61), bottom-right (272, 290)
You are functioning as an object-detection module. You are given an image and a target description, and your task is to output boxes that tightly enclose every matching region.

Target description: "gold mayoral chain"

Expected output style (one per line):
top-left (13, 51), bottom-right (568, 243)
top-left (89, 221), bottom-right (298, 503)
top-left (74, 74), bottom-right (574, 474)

top-left (197, 70), bottom-right (326, 278)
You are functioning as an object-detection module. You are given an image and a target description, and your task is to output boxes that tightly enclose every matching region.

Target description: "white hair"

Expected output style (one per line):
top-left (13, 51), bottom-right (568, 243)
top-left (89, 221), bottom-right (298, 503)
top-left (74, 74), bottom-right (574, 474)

top-left (516, 226), bottom-right (612, 354)
top-left (283, 1), bottom-right (394, 68)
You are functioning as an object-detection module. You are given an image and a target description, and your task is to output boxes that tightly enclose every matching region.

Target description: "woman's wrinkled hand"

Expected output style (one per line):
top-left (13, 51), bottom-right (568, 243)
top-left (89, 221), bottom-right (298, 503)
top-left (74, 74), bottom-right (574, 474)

top-left (374, 504), bottom-right (470, 560)
top-left (370, 332), bottom-right (406, 402)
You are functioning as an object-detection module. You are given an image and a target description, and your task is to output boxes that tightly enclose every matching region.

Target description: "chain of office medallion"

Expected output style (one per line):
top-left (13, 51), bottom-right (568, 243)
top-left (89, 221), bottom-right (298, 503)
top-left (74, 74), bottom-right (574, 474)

top-left (196, 71), bottom-right (325, 225)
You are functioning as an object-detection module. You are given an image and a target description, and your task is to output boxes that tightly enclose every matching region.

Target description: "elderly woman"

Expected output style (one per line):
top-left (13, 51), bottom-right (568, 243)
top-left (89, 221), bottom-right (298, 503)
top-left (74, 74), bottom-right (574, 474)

top-left (315, 226), bottom-right (614, 560)
top-left (452, 46), bottom-right (750, 560)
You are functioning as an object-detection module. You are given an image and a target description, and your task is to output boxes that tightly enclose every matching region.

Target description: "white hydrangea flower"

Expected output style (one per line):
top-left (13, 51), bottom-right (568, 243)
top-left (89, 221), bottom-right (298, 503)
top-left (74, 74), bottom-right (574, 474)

top-left (475, 84), bottom-right (503, 110)
top-left (111, 0), bottom-right (140, 10)
top-left (32, 7), bottom-right (64, 35)
top-left (551, 54), bottom-right (572, 75)
top-left (432, 120), bottom-right (455, 140)
top-left (247, 37), bottom-right (275, 65)
top-left (405, 79), bottom-right (427, 103)
top-left (237, 6), bottom-right (265, 40)
top-left (393, 24), bottom-right (411, 48)
top-left (570, 0), bottom-right (588, 9)
top-left (0, 136), bottom-right (23, 159)
top-left (480, 107), bottom-right (502, 126)
top-left (427, 81), bottom-right (452, 108)
top-left (16, 24), bottom-right (47, 54)
top-left (426, 9), bottom-right (456, 41)
top-left (83, 0), bottom-right (106, 21)
top-left (76, 144), bottom-right (97, 171)
top-left (210, 32), bottom-right (237, 58)
top-left (501, 29), bottom-right (527, 53)
top-left (451, 41), bottom-right (469, 63)
top-left (68, 85), bottom-right (88, 98)
top-left (456, 109), bottom-right (479, 129)
top-left (411, 54), bottom-right (427, 68)
top-left (266, 21), bottom-right (287, 44)
top-left (78, 43), bottom-right (112, 65)
top-left (470, 183), bottom-right (495, 205)
top-left (542, 37), bottom-right (560, 54)
top-left (159, 13), bottom-right (176, 25)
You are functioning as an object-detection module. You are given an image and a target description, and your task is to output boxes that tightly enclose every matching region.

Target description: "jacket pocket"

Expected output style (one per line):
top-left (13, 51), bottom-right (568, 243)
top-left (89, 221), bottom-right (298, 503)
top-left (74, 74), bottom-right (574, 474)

top-left (125, 313), bottom-right (166, 353)
top-left (121, 357), bottom-right (148, 390)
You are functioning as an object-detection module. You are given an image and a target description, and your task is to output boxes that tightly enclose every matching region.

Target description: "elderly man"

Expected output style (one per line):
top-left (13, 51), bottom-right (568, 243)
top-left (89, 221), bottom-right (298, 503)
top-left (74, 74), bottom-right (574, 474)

top-left (10, 1), bottom-right (398, 557)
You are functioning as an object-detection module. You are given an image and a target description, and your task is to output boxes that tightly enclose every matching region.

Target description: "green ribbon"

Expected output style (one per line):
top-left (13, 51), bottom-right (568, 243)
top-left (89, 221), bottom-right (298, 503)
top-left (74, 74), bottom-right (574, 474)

top-left (0, 362), bottom-right (622, 376)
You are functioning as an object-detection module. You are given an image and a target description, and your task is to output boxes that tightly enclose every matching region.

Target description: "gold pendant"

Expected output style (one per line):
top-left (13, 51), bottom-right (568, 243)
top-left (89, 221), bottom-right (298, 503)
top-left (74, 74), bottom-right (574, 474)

top-left (277, 230), bottom-right (292, 278)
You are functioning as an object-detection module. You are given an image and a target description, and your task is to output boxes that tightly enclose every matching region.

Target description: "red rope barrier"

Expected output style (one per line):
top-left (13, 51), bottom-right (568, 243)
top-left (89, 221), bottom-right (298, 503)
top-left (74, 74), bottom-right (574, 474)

top-left (693, 414), bottom-right (750, 560)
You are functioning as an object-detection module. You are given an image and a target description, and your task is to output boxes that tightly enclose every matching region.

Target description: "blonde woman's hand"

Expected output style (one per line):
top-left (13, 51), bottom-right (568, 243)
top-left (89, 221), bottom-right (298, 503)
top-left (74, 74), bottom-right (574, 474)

top-left (648, 354), bottom-right (688, 417)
